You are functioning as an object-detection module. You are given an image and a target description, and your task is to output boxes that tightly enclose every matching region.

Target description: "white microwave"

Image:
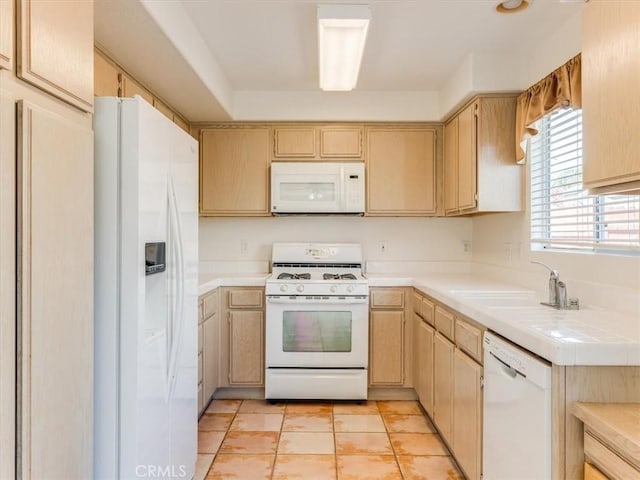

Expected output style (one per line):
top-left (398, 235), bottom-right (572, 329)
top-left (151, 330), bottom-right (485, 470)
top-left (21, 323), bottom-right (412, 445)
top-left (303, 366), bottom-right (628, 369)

top-left (271, 162), bottom-right (365, 214)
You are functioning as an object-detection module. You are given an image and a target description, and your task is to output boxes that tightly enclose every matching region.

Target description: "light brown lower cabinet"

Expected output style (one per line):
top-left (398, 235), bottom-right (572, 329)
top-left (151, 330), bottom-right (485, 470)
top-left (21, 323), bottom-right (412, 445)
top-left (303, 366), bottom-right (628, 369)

top-left (17, 100), bottom-right (94, 479)
top-left (414, 314), bottom-right (435, 416)
top-left (220, 287), bottom-right (265, 388)
top-left (228, 310), bottom-right (264, 385)
top-left (434, 331), bottom-right (455, 446)
top-left (453, 348), bottom-right (483, 480)
top-left (203, 310), bottom-right (219, 402)
top-left (584, 462), bottom-right (610, 480)
top-left (369, 310), bottom-right (405, 385)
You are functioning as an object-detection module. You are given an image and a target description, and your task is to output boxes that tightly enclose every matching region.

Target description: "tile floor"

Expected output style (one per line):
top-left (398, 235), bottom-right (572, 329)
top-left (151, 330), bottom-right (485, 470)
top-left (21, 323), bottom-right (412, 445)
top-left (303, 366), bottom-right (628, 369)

top-left (194, 399), bottom-right (464, 480)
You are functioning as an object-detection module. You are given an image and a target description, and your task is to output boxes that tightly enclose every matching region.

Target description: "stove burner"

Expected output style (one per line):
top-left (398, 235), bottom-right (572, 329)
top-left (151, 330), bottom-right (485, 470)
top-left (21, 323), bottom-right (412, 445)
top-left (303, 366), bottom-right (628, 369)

top-left (323, 273), bottom-right (358, 280)
top-left (277, 273), bottom-right (311, 280)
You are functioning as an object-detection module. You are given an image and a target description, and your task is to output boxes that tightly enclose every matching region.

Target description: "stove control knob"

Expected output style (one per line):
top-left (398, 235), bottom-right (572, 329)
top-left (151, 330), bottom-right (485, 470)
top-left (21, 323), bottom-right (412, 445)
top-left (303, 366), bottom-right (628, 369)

top-left (280, 284), bottom-right (288, 293)
top-left (346, 285), bottom-right (354, 293)
top-left (296, 284), bottom-right (304, 293)
top-left (330, 285), bottom-right (338, 293)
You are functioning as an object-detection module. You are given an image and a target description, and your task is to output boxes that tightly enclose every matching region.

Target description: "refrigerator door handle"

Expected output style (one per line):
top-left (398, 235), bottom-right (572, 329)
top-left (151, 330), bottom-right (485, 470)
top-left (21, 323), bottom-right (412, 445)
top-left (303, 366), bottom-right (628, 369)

top-left (166, 175), bottom-right (185, 399)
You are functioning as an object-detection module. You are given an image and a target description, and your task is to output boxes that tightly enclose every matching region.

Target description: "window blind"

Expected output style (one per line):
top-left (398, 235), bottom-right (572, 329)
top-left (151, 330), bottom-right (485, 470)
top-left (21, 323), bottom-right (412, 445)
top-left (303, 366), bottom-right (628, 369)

top-left (530, 108), bottom-right (640, 253)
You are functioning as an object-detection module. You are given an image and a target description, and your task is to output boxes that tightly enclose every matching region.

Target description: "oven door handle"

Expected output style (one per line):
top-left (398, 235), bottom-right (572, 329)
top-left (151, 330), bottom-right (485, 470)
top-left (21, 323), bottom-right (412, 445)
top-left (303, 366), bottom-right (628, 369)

top-left (267, 296), bottom-right (369, 305)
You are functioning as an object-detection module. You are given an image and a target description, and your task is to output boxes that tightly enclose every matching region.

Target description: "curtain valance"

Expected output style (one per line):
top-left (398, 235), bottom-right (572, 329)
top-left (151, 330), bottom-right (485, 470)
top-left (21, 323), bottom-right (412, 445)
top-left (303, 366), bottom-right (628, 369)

top-left (515, 54), bottom-right (582, 162)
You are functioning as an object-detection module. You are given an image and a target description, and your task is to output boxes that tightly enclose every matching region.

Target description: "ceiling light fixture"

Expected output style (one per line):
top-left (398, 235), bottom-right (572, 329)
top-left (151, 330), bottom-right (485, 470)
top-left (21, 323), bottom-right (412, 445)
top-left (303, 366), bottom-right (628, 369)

top-left (317, 4), bottom-right (371, 91)
top-left (496, 0), bottom-right (530, 13)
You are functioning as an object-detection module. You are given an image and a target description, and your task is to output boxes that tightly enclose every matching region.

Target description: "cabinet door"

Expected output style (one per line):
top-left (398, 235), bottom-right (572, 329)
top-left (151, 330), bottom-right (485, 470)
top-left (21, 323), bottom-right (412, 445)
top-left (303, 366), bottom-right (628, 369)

top-left (17, 101), bottom-right (93, 480)
top-left (0, 0), bottom-right (13, 70)
top-left (369, 310), bottom-right (404, 385)
top-left (121, 74), bottom-right (154, 105)
top-left (582, 1), bottom-right (640, 193)
top-left (320, 126), bottom-right (362, 158)
top-left (274, 127), bottom-right (316, 158)
top-left (414, 315), bottom-right (435, 416)
top-left (17, 0), bottom-right (93, 111)
top-left (200, 128), bottom-right (271, 216)
top-left (229, 310), bottom-right (264, 385)
top-left (203, 314), bottom-right (219, 403)
top-left (453, 349), bottom-right (483, 480)
top-left (367, 128), bottom-right (436, 215)
top-left (94, 49), bottom-right (120, 97)
top-left (434, 332), bottom-right (454, 446)
top-left (0, 93), bottom-right (15, 480)
top-left (444, 117), bottom-right (459, 214)
top-left (458, 101), bottom-right (477, 210)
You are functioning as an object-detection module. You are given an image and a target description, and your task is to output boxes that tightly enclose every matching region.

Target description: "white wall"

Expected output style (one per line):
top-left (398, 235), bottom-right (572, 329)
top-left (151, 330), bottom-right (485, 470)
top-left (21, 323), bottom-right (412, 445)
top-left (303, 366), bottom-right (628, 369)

top-left (200, 216), bottom-right (472, 273)
top-left (470, 9), bottom-right (640, 315)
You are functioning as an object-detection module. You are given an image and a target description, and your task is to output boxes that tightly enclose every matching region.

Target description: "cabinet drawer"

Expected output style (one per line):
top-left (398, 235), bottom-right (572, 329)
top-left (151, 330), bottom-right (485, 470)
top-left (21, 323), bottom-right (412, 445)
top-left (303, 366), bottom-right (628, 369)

top-left (455, 318), bottom-right (483, 363)
top-left (198, 351), bottom-right (203, 384)
top-left (228, 289), bottom-right (264, 308)
top-left (371, 289), bottom-right (405, 308)
top-left (203, 290), bottom-right (219, 319)
top-left (435, 306), bottom-right (455, 342)
top-left (198, 323), bottom-right (203, 354)
top-left (421, 297), bottom-right (435, 326)
top-left (584, 431), bottom-right (640, 480)
top-left (274, 127), bottom-right (316, 157)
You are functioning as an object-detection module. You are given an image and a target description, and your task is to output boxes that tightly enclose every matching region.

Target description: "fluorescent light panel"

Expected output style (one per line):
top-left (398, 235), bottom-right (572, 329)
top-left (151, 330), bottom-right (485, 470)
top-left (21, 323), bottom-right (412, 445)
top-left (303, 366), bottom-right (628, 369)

top-left (318, 4), bottom-right (370, 91)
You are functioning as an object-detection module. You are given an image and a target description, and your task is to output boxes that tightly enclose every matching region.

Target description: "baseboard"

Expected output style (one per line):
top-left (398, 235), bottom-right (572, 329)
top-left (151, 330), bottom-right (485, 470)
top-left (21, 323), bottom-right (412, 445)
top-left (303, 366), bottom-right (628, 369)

top-left (212, 387), bottom-right (265, 400)
top-left (209, 386), bottom-right (418, 402)
top-left (367, 387), bottom-right (418, 401)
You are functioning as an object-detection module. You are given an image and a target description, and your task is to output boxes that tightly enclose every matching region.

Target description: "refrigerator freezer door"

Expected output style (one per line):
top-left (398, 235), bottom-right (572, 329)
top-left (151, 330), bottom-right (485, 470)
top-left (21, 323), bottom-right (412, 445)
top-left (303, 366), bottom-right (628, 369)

top-left (94, 96), bottom-right (198, 479)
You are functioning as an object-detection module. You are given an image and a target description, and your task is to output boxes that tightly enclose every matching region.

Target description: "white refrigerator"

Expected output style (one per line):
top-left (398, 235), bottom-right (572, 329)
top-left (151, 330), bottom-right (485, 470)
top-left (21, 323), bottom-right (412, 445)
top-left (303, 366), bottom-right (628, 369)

top-left (93, 96), bottom-right (198, 479)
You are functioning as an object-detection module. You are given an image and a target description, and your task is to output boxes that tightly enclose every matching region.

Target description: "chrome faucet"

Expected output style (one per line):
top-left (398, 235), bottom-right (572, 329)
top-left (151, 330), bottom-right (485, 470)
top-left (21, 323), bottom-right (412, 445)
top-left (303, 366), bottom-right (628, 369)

top-left (531, 261), bottom-right (577, 310)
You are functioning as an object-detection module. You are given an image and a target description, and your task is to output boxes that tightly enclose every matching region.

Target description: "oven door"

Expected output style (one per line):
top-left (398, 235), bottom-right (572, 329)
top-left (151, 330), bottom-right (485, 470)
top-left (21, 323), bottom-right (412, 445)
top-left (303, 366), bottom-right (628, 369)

top-left (265, 295), bottom-right (368, 368)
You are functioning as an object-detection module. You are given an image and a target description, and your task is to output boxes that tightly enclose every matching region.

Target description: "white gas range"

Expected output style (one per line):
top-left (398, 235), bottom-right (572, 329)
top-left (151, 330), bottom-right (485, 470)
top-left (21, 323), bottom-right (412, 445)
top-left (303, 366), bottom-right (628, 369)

top-left (265, 243), bottom-right (369, 400)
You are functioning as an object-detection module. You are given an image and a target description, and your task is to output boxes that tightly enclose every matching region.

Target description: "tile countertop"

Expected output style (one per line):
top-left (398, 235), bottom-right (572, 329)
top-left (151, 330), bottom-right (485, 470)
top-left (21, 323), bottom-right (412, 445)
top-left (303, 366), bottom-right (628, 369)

top-left (199, 272), bottom-right (640, 366)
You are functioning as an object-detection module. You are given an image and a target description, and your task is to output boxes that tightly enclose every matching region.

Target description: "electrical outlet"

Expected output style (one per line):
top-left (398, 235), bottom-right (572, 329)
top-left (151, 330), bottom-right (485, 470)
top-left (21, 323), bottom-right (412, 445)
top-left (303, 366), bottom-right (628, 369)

top-left (378, 241), bottom-right (387, 255)
top-left (463, 241), bottom-right (472, 253)
top-left (240, 239), bottom-right (248, 254)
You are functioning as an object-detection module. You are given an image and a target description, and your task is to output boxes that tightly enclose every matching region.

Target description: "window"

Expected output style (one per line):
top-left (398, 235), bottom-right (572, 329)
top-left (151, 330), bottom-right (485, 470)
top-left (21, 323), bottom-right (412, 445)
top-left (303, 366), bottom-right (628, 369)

top-left (530, 108), bottom-right (640, 253)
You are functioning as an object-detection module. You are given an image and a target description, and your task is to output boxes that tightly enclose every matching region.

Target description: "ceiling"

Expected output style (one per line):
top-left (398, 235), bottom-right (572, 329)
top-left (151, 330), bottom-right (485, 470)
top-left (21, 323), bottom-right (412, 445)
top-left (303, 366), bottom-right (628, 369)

top-left (181, 0), bottom-right (582, 91)
top-left (94, 0), bottom-right (584, 121)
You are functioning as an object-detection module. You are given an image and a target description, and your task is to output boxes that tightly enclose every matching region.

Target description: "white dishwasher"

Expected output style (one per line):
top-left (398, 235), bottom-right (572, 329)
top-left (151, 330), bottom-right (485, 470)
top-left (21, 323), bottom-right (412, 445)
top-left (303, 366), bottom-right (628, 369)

top-left (483, 332), bottom-right (552, 480)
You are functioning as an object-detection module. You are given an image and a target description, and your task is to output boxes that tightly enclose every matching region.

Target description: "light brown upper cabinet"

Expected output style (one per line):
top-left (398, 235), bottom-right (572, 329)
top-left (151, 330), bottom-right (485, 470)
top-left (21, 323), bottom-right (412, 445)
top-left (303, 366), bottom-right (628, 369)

top-left (94, 49), bottom-right (120, 97)
top-left (121, 74), bottom-right (154, 105)
top-left (444, 95), bottom-right (522, 215)
top-left (16, 0), bottom-right (93, 112)
top-left (173, 114), bottom-right (190, 133)
top-left (320, 126), bottom-right (362, 158)
top-left (200, 127), bottom-right (271, 216)
top-left (274, 127), bottom-right (317, 158)
top-left (273, 125), bottom-right (363, 160)
top-left (0, 0), bottom-right (13, 70)
top-left (582, 1), bottom-right (640, 194)
top-left (153, 99), bottom-right (174, 121)
top-left (366, 127), bottom-right (437, 216)
top-left (444, 117), bottom-right (459, 215)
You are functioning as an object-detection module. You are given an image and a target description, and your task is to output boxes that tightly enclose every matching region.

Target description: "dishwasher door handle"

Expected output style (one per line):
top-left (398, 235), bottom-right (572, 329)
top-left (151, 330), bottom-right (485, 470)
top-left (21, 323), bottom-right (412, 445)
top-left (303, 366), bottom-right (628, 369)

top-left (490, 351), bottom-right (526, 379)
